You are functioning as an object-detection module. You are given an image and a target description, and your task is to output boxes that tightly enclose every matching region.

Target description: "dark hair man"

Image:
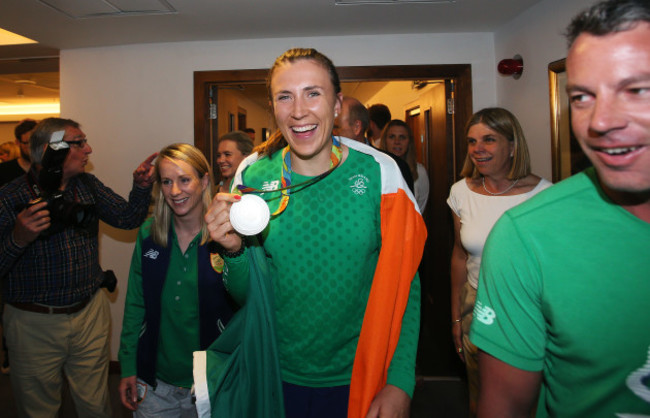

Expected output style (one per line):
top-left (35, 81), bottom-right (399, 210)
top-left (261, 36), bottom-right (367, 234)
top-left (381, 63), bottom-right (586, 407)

top-left (0, 117), bottom-right (157, 417)
top-left (243, 127), bottom-right (256, 141)
top-left (0, 119), bottom-right (37, 187)
top-left (470, 1), bottom-right (650, 416)
top-left (367, 103), bottom-right (391, 147)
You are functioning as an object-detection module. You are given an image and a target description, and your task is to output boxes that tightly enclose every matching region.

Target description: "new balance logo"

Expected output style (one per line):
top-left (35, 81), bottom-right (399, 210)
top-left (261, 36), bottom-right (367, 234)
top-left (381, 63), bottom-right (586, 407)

top-left (474, 301), bottom-right (496, 325)
top-left (143, 249), bottom-right (159, 260)
top-left (262, 180), bottom-right (280, 191)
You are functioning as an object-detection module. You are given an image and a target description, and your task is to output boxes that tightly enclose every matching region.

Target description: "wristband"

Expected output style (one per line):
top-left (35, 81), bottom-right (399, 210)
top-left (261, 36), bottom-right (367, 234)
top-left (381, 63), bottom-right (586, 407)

top-left (222, 245), bottom-right (245, 259)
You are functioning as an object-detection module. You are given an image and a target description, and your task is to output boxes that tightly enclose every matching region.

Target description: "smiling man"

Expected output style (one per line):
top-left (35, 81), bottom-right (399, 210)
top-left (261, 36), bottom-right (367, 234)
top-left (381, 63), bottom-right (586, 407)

top-left (0, 117), bottom-right (157, 417)
top-left (469, 0), bottom-right (650, 416)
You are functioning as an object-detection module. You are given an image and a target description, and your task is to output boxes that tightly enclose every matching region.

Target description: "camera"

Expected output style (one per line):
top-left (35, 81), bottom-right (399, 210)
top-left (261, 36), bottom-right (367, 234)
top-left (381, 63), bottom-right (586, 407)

top-left (30, 133), bottom-right (97, 236)
top-left (100, 270), bottom-right (117, 293)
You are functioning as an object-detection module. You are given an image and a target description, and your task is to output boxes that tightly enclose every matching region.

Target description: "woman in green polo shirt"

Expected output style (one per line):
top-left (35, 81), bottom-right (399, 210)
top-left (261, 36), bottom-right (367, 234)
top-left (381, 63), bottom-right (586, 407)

top-left (118, 143), bottom-right (234, 417)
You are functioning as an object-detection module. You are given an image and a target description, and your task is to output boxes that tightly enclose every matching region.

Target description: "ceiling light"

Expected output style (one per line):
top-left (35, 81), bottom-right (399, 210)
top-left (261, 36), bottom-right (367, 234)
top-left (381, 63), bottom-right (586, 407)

top-left (0, 28), bottom-right (37, 46)
top-left (37, 0), bottom-right (177, 19)
top-left (0, 103), bottom-right (60, 116)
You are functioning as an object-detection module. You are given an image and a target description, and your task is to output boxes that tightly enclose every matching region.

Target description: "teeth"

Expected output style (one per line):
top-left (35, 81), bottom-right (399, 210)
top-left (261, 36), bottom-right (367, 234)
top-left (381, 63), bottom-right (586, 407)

top-left (293, 124), bottom-right (316, 133)
top-left (601, 146), bottom-right (639, 155)
top-left (174, 198), bottom-right (188, 204)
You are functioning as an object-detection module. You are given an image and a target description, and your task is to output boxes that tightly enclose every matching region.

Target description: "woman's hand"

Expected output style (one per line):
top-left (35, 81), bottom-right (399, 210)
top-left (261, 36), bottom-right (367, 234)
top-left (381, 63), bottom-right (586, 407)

top-left (118, 376), bottom-right (138, 411)
top-left (365, 384), bottom-right (410, 418)
top-left (452, 320), bottom-right (465, 362)
top-left (205, 193), bottom-right (243, 251)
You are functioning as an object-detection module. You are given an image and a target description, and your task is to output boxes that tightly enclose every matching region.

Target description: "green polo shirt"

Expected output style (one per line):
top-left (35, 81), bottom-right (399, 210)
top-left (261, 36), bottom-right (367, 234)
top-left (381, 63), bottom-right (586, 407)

top-left (119, 218), bottom-right (201, 388)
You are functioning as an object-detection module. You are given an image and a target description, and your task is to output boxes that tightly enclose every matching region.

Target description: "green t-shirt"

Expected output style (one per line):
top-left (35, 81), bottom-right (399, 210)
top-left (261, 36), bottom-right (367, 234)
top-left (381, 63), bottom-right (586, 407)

top-left (470, 168), bottom-right (650, 416)
top-left (224, 147), bottom-right (420, 394)
top-left (119, 218), bottom-right (201, 388)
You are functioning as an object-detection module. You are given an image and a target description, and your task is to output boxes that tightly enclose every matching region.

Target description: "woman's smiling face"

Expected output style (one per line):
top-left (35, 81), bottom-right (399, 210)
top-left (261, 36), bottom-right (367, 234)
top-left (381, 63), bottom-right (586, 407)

top-left (159, 158), bottom-right (208, 220)
top-left (270, 59), bottom-right (342, 166)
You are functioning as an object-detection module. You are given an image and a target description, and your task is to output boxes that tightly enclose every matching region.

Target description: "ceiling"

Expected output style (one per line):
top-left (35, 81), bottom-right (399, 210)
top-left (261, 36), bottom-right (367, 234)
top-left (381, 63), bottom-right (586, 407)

top-left (0, 0), bottom-right (543, 116)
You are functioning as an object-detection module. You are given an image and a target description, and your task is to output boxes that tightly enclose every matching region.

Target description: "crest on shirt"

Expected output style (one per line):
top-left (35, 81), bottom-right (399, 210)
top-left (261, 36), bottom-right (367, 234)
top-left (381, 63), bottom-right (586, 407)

top-left (349, 174), bottom-right (369, 196)
top-left (210, 252), bottom-right (224, 273)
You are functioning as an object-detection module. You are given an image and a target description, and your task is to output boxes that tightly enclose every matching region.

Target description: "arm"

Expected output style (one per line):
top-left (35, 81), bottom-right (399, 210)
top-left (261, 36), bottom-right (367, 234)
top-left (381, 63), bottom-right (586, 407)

top-left (450, 212), bottom-right (468, 361)
top-left (88, 153), bottom-right (158, 230)
top-left (477, 351), bottom-right (541, 418)
top-left (205, 193), bottom-right (250, 304)
top-left (90, 174), bottom-right (152, 230)
top-left (118, 228), bottom-right (146, 381)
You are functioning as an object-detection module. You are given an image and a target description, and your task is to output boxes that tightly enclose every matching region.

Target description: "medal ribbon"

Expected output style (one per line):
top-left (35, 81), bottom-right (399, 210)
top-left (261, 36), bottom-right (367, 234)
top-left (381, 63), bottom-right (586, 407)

top-left (237, 136), bottom-right (342, 216)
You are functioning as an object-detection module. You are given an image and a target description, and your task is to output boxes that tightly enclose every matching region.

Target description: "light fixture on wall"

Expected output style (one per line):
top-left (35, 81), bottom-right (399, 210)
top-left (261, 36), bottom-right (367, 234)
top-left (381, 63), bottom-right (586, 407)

top-left (497, 54), bottom-right (523, 79)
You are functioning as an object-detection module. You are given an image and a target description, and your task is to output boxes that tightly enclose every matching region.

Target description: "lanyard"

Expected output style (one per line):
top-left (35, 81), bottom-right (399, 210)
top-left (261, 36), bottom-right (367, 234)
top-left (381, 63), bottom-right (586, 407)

top-left (237, 136), bottom-right (343, 216)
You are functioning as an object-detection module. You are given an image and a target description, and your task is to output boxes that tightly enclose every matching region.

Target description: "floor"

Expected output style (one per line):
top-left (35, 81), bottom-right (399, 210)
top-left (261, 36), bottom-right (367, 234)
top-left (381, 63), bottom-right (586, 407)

top-left (0, 370), bottom-right (468, 417)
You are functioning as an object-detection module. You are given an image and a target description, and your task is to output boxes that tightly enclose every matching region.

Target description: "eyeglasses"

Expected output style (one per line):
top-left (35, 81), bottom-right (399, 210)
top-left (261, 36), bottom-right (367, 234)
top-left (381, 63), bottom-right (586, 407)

top-left (65, 139), bottom-right (88, 149)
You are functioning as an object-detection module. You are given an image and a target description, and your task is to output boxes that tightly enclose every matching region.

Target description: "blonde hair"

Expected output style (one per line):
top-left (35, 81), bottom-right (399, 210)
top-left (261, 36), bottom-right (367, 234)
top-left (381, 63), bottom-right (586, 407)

top-left (379, 120), bottom-right (419, 182)
top-left (0, 141), bottom-right (20, 161)
top-left (460, 107), bottom-right (531, 180)
top-left (150, 143), bottom-right (214, 247)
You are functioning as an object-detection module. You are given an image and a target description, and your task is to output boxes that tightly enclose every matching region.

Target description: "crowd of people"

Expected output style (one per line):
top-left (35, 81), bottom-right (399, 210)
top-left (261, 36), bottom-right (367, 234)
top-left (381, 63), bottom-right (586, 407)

top-left (0, 0), bottom-right (648, 417)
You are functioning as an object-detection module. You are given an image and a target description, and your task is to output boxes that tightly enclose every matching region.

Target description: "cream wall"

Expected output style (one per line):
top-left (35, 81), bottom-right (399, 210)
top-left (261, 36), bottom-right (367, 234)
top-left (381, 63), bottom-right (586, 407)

top-left (494, 0), bottom-right (595, 181)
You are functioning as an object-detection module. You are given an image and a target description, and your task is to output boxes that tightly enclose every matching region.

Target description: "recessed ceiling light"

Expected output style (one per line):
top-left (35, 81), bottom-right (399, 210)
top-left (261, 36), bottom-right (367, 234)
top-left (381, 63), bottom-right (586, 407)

top-left (0, 28), bottom-right (37, 46)
top-left (37, 0), bottom-right (176, 19)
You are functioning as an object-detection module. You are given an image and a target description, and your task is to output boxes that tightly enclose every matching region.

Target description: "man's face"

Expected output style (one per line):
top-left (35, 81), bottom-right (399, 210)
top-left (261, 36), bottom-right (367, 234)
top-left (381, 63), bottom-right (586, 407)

top-left (62, 126), bottom-right (92, 181)
top-left (566, 22), bottom-right (650, 197)
top-left (17, 130), bottom-right (33, 160)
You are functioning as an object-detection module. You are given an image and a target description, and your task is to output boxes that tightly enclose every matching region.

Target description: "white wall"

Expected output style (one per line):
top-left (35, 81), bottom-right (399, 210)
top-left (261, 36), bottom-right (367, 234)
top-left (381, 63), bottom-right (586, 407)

top-left (60, 32), bottom-right (496, 359)
top-left (494, 0), bottom-right (595, 180)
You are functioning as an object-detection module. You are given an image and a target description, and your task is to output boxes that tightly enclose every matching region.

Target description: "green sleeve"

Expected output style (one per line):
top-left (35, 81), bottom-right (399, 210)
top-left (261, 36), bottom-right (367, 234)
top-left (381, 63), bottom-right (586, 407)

top-left (223, 247), bottom-right (250, 305)
top-left (386, 272), bottom-right (421, 397)
top-left (118, 225), bottom-right (147, 378)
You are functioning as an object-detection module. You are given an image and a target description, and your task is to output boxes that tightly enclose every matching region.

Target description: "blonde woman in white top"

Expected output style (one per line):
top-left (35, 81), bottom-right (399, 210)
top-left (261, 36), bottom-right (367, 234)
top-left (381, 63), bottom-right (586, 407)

top-left (447, 107), bottom-right (552, 416)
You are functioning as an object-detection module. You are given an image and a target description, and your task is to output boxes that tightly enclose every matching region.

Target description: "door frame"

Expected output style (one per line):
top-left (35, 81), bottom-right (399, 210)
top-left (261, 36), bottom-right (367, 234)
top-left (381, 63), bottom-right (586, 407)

top-left (193, 64), bottom-right (472, 180)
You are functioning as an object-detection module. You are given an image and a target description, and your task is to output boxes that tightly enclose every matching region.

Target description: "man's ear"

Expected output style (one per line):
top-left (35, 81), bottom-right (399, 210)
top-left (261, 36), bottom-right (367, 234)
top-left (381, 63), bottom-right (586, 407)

top-left (353, 120), bottom-right (364, 138)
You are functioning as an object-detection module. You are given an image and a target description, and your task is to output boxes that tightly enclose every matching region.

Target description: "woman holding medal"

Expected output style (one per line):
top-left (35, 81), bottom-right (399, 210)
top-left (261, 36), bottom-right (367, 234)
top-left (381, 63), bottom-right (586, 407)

top-left (201, 48), bottom-right (426, 418)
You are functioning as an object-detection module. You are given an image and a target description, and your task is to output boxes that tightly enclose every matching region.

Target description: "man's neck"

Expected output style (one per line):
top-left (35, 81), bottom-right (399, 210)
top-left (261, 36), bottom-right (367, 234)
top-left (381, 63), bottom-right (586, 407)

top-left (601, 182), bottom-right (650, 223)
top-left (17, 157), bottom-right (30, 172)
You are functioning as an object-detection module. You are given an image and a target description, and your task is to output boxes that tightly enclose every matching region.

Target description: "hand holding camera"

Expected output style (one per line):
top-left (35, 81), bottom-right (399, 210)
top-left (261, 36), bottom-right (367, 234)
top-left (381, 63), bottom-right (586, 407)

top-left (13, 200), bottom-right (51, 247)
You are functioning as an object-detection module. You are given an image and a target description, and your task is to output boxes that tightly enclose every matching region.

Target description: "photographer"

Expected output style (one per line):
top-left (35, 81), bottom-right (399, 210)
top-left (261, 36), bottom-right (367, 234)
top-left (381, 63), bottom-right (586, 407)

top-left (0, 117), bottom-right (156, 418)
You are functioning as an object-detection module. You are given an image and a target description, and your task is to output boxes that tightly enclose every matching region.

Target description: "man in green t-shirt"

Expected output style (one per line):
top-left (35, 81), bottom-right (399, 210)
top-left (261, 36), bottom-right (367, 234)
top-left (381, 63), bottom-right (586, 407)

top-left (470, 0), bottom-right (650, 416)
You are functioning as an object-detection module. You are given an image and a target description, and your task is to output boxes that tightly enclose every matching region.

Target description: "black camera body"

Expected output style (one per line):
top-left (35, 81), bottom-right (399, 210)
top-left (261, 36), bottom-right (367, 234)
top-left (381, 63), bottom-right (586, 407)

top-left (31, 135), bottom-right (97, 236)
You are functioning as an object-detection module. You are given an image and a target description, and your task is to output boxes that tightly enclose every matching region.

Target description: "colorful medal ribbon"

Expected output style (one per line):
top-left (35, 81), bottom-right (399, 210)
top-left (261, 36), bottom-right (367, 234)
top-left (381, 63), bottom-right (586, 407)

top-left (238, 136), bottom-right (342, 216)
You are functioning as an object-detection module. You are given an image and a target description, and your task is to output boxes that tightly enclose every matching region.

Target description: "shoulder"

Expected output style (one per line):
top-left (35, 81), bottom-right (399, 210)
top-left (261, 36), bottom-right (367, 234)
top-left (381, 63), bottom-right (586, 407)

top-left (504, 170), bottom-right (596, 222)
top-left (449, 178), bottom-right (469, 194)
top-left (341, 137), bottom-right (409, 195)
top-left (137, 217), bottom-right (155, 241)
